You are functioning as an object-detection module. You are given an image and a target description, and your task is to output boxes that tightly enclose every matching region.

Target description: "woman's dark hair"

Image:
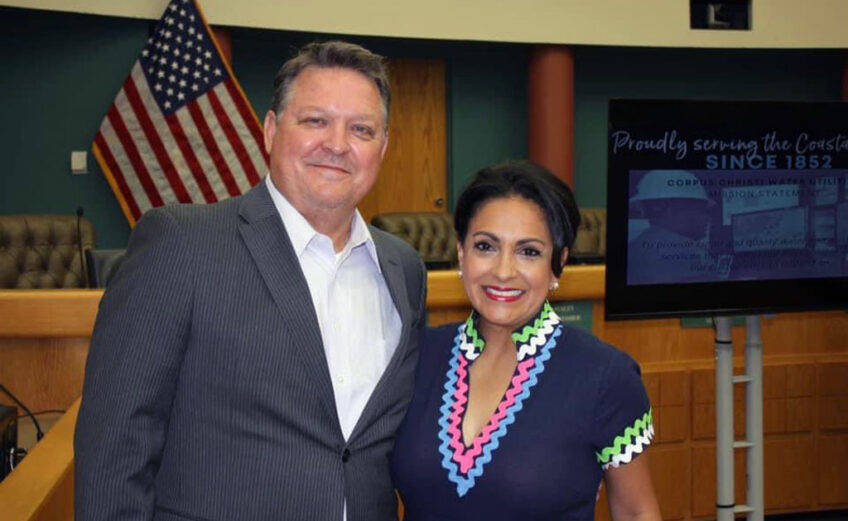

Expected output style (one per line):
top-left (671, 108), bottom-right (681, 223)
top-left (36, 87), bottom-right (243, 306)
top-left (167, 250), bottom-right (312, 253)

top-left (454, 160), bottom-right (581, 277)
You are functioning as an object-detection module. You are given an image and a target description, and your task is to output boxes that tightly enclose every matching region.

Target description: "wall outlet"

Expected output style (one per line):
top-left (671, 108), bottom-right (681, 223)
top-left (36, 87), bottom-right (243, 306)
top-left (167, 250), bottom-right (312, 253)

top-left (71, 150), bottom-right (88, 174)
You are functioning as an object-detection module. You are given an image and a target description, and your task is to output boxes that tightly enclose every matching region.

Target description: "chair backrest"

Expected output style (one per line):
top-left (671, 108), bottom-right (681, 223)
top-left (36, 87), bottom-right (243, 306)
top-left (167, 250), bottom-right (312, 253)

top-left (570, 208), bottom-right (607, 263)
top-left (0, 214), bottom-right (96, 288)
top-left (85, 249), bottom-right (127, 288)
top-left (370, 212), bottom-right (457, 269)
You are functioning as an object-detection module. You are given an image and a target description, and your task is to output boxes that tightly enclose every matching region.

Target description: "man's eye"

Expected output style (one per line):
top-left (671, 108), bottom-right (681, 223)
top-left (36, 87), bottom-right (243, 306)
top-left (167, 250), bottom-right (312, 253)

top-left (352, 124), bottom-right (375, 138)
top-left (301, 117), bottom-right (326, 127)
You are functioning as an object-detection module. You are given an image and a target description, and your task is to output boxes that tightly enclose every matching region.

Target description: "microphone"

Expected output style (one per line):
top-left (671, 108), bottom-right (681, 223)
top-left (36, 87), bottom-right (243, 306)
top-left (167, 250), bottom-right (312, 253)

top-left (76, 207), bottom-right (88, 287)
top-left (0, 383), bottom-right (43, 442)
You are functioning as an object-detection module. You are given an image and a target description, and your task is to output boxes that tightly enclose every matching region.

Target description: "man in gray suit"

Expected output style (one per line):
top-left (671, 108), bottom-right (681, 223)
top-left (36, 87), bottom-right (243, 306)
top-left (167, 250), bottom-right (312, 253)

top-left (75, 41), bottom-right (426, 521)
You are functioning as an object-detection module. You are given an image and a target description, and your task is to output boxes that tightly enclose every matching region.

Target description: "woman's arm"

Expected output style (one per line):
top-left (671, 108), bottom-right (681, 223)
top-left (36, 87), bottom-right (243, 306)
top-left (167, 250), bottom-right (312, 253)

top-left (604, 453), bottom-right (662, 521)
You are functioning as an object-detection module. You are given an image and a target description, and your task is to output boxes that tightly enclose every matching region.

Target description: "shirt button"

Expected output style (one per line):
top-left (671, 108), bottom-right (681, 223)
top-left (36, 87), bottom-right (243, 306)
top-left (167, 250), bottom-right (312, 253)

top-left (336, 374), bottom-right (345, 384)
top-left (342, 448), bottom-right (351, 463)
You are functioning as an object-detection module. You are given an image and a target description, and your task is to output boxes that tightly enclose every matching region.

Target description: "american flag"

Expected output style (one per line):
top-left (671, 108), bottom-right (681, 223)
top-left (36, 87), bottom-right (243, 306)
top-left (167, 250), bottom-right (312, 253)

top-left (92, 0), bottom-right (268, 225)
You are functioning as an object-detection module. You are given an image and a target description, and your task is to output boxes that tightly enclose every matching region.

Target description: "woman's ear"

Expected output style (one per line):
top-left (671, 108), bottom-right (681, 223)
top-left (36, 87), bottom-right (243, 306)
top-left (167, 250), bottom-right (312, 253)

top-left (456, 240), bottom-right (465, 268)
top-left (559, 247), bottom-right (569, 270)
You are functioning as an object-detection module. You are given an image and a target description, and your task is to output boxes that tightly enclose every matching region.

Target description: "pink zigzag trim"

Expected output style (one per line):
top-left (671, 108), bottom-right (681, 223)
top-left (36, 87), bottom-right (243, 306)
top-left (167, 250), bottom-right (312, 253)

top-left (447, 355), bottom-right (469, 458)
top-left (447, 357), bottom-right (536, 474)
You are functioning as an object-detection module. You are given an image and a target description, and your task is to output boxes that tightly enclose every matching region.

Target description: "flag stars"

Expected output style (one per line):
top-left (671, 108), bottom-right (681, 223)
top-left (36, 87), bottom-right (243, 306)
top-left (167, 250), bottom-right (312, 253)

top-left (195, 57), bottom-right (202, 66)
top-left (165, 16), bottom-right (174, 25)
top-left (171, 61), bottom-right (179, 70)
top-left (159, 57), bottom-right (167, 65)
top-left (166, 87), bottom-right (174, 96)
top-left (214, 68), bottom-right (222, 76)
top-left (188, 27), bottom-right (196, 35)
top-left (191, 83), bottom-right (199, 91)
top-left (154, 83), bottom-right (163, 91)
top-left (162, 44), bottom-right (170, 52)
top-left (169, 74), bottom-right (176, 83)
top-left (193, 70), bottom-right (201, 79)
top-left (157, 70), bottom-right (165, 78)
top-left (177, 92), bottom-right (185, 101)
top-left (179, 79), bottom-right (187, 88)
top-left (141, 49), bottom-right (149, 57)
top-left (204, 50), bottom-right (212, 59)
top-left (181, 66), bottom-right (189, 74)
top-left (164, 101), bottom-right (172, 109)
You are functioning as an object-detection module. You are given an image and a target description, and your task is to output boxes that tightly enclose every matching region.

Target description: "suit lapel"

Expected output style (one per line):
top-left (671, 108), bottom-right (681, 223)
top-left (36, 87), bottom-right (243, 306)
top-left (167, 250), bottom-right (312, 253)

top-left (349, 229), bottom-right (415, 440)
top-left (236, 183), bottom-right (340, 430)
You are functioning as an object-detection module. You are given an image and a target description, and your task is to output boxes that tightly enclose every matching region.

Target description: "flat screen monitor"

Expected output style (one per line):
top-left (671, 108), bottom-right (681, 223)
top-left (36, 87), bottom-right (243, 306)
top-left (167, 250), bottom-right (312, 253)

top-left (606, 100), bottom-right (848, 319)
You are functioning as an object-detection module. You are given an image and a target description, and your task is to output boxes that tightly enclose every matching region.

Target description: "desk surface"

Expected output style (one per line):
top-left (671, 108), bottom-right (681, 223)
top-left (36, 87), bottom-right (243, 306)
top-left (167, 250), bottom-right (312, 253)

top-left (0, 266), bottom-right (606, 338)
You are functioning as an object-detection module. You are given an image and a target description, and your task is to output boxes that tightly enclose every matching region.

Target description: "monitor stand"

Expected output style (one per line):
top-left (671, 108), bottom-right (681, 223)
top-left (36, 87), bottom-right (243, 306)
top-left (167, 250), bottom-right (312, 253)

top-left (714, 316), bottom-right (764, 521)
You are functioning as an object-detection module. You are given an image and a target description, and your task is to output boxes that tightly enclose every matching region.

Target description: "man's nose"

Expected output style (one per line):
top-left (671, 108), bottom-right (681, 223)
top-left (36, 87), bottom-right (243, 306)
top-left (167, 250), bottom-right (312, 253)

top-left (323, 122), bottom-right (350, 155)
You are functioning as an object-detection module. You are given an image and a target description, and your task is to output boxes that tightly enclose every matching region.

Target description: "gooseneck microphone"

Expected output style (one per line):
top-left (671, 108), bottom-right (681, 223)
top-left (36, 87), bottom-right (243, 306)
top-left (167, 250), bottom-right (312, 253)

top-left (76, 207), bottom-right (88, 287)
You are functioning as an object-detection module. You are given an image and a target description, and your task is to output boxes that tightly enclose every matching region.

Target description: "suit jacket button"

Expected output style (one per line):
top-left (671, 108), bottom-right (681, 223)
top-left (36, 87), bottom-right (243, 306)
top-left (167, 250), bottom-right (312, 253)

top-left (342, 448), bottom-right (351, 463)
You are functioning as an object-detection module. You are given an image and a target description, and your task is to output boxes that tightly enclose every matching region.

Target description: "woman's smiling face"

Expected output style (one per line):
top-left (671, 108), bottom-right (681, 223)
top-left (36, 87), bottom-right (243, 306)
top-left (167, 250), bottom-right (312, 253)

top-left (457, 196), bottom-right (561, 338)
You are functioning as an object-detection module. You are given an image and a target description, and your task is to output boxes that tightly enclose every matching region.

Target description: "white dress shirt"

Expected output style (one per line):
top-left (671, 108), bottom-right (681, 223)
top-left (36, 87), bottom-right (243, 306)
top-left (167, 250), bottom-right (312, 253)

top-left (265, 176), bottom-right (402, 440)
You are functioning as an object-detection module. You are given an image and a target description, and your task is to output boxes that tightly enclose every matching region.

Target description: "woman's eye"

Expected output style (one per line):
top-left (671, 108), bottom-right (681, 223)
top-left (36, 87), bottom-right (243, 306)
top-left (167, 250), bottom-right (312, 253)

top-left (520, 247), bottom-right (541, 257)
top-left (473, 241), bottom-right (494, 252)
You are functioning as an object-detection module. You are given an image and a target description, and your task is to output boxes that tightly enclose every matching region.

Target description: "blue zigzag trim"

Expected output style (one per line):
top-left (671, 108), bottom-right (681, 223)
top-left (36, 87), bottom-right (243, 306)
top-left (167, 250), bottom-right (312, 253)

top-left (437, 323), bottom-right (563, 497)
top-left (437, 326), bottom-right (467, 492)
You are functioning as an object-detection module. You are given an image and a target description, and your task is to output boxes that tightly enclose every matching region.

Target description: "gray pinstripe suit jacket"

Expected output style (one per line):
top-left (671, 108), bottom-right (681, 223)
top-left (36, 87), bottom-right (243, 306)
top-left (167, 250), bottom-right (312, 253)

top-left (74, 182), bottom-right (427, 521)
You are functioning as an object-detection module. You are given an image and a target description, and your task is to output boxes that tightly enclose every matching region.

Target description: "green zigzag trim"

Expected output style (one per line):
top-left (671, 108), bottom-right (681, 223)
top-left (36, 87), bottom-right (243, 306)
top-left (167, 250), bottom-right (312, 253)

top-left (595, 409), bottom-right (653, 464)
top-left (464, 314), bottom-right (485, 350)
top-left (511, 300), bottom-right (553, 344)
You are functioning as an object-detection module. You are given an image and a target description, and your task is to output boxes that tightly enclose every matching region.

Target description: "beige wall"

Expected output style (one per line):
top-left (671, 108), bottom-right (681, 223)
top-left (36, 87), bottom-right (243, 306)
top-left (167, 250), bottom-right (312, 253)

top-left (3, 0), bottom-right (848, 48)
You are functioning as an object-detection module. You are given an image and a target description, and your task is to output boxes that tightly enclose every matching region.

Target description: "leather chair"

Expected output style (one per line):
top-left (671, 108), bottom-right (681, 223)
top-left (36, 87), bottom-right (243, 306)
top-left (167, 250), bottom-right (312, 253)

top-left (0, 214), bottom-right (96, 288)
top-left (370, 212), bottom-right (458, 269)
top-left (85, 249), bottom-right (127, 288)
top-left (569, 208), bottom-right (607, 264)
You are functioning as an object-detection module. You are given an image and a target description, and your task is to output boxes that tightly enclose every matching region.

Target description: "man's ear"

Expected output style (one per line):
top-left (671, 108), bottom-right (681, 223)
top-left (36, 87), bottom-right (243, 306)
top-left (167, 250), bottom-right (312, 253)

top-left (379, 131), bottom-right (389, 160)
top-left (263, 110), bottom-right (278, 155)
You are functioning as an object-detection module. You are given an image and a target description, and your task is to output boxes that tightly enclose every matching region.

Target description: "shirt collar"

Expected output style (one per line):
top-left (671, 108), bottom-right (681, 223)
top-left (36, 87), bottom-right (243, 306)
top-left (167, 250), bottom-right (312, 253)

top-left (265, 176), bottom-right (381, 270)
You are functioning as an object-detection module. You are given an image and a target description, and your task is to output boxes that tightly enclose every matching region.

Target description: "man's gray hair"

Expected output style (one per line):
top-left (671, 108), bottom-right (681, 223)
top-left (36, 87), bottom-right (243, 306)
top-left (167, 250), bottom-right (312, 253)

top-left (270, 41), bottom-right (391, 127)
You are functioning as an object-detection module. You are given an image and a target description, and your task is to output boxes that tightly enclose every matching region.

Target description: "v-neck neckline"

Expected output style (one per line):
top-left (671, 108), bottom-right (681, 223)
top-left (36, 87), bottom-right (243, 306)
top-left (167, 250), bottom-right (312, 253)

top-left (437, 303), bottom-right (563, 497)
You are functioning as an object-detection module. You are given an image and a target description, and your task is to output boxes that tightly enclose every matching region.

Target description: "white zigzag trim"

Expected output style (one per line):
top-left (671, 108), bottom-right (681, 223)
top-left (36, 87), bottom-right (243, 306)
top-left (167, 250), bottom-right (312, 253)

top-left (601, 423), bottom-right (654, 470)
top-left (457, 324), bottom-right (483, 361)
top-left (516, 309), bottom-right (561, 361)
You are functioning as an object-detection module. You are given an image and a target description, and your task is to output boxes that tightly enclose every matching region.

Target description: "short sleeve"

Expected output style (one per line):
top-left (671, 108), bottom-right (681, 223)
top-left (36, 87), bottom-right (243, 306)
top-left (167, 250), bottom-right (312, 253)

top-left (593, 350), bottom-right (654, 471)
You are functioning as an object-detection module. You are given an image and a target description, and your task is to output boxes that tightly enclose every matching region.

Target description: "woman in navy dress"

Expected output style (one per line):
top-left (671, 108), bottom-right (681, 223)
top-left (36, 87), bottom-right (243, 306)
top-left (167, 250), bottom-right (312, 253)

top-left (392, 161), bottom-right (661, 521)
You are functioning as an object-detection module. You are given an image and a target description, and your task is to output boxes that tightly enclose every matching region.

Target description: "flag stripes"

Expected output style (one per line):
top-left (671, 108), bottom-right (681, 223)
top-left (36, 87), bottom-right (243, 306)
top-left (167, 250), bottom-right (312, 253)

top-left (91, 0), bottom-right (267, 225)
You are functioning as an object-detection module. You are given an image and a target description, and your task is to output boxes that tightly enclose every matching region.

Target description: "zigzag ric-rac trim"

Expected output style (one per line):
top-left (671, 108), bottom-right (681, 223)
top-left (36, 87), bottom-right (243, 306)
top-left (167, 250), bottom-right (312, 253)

top-left (596, 409), bottom-right (654, 470)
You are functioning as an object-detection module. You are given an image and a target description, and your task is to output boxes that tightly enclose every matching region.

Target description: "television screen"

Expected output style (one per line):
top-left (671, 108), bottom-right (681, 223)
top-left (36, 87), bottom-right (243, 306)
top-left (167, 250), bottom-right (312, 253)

top-left (606, 100), bottom-right (848, 319)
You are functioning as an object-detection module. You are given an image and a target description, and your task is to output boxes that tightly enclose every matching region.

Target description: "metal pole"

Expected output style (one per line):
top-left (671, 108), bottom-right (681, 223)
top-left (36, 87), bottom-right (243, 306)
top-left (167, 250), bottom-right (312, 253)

top-left (714, 316), bottom-right (735, 521)
top-left (745, 315), bottom-right (764, 521)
